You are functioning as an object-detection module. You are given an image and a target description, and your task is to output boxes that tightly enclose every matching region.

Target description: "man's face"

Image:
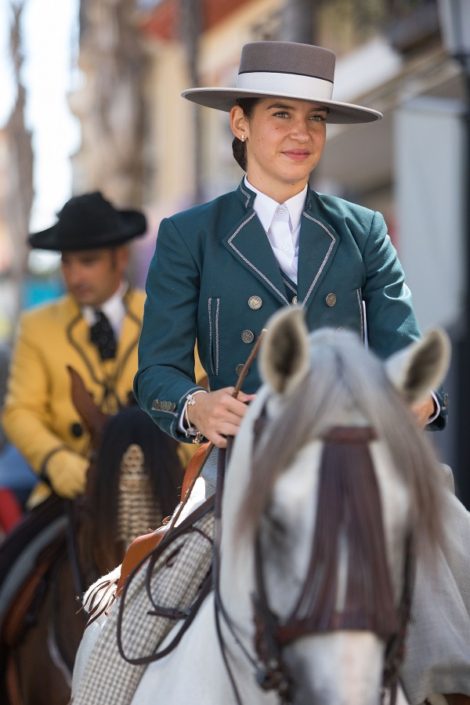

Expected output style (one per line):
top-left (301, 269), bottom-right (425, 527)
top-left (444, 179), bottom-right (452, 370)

top-left (61, 247), bottom-right (129, 307)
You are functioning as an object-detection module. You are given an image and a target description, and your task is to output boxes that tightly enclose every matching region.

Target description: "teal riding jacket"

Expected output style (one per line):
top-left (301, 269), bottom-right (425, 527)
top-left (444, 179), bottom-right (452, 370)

top-left (135, 181), bottom-right (447, 440)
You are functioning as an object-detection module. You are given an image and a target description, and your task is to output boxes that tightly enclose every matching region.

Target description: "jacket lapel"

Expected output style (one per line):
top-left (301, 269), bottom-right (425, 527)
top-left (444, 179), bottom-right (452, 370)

top-left (297, 190), bottom-right (339, 308)
top-left (116, 289), bottom-right (142, 366)
top-left (223, 184), bottom-right (289, 305)
top-left (66, 298), bottom-right (104, 375)
top-left (66, 289), bottom-right (142, 378)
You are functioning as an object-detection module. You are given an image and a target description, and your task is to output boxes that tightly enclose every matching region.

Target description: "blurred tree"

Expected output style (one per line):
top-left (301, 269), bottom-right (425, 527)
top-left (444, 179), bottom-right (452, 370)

top-left (73, 0), bottom-right (149, 208)
top-left (280, 0), bottom-right (317, 43)
top-left (180, 0), bottom-right (203, 204)
top-left (5, 0), bottom-right (34, 327)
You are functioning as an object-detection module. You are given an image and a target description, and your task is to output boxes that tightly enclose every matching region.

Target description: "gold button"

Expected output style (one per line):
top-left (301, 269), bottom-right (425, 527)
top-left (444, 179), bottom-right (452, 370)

top-left (248, 295), bottom-right (263, 310)
top-left (325, 292), bottom-right (337, 307)
top-left (291, 295), bottom-right (298, 304)
top-left (241, 329), bottom-right (255, 344)
top-left (235, 363), bottom-right (244, 375)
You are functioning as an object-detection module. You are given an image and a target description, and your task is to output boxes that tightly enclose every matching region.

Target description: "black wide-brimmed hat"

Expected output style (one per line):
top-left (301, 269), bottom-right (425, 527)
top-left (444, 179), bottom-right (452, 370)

top-left (182, 41), bottom-right (382, 124)
top-left (28, 191), bottom-right (147, 251)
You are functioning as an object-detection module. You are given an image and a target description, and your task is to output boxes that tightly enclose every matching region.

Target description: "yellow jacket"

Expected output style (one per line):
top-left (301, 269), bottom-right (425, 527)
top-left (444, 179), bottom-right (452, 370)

top-left (3, 289), bottom-right (146, 506)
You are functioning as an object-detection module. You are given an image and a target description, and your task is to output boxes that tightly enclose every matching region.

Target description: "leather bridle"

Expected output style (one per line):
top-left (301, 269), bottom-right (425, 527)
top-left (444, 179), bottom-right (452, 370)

top-left (213, 422), bottom-right (416, 705)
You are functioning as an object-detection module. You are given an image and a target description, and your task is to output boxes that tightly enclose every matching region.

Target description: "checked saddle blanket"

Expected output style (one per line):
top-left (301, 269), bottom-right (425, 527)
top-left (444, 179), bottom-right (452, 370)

top-left (71, 498), bottom-right (215, 705)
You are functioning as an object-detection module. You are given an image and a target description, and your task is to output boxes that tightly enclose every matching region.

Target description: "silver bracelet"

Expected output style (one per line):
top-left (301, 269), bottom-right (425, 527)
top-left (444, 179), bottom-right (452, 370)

top-left (184, 392), bottom-right (206, 444)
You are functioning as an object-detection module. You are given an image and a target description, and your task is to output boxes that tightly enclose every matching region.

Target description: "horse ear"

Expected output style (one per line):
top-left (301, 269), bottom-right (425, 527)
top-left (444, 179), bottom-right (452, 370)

top-left (259, 306), bottom-right (310, 395)
top-left (385, 329), bottom-right (451, 405)
top-left (67, 366), bottom-right (109, 439)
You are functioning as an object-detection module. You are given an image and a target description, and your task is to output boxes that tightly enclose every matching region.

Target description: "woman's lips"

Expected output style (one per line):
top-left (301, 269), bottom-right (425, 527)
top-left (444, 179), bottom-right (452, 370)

top-left (283, 150), bottom-right (311, 161)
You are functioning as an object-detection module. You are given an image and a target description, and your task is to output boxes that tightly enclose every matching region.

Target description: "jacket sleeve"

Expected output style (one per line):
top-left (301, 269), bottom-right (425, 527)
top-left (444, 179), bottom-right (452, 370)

top-left (362, 211), bottom-right (447, 429)
top-left (2, 313), bottom-right (88, 486)
top-left (134, 217), bottom-right (206, 441)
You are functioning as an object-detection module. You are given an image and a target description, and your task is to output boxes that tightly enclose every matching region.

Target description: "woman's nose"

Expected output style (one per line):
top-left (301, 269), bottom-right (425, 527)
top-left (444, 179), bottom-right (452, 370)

top-left (290, 119), bottom-right (310, 140)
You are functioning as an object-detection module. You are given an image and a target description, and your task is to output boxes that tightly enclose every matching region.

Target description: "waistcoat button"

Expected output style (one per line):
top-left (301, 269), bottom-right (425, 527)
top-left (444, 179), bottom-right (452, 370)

top-left (241, 329), bottom-right (255, 344)
top-left (325, 292), bottom-right (337, 307)
top-left (248, 295), bottom-right (263, 310)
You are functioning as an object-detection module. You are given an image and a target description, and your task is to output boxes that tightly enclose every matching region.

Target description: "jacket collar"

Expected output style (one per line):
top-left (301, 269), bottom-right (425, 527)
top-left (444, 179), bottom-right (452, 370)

top-left (66, 288), bottom-right (141, 380)
top-left (227, 182), bottom-right (339, 307)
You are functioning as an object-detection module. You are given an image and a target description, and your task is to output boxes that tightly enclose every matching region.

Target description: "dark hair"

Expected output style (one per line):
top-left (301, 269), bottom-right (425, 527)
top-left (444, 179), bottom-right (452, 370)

top-left (232, 98), bottom-right (259, 171)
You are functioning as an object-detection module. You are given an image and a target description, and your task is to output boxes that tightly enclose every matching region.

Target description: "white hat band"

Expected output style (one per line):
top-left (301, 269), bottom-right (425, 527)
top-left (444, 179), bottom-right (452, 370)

top-left (236, 71), bottom-right (333, 101)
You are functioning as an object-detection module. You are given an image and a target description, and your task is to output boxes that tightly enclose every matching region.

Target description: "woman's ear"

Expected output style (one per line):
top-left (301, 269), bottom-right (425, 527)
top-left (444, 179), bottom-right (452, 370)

top-left (230, 105), bottom-right (248, 140)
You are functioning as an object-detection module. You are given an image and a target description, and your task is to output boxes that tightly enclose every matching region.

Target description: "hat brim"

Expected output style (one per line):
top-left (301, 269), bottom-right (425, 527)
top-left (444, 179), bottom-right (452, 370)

top-left (28, 210), bottom-right (147, 251)
top-left (182, 87), bottom-right (382, 124)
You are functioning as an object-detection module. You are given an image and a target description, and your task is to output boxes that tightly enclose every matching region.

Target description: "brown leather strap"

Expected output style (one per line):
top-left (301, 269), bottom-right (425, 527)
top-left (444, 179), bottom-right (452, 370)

top-left (3, 538), bottom-right (64, 648)
top-left (322, 426), bottom-right (377, 444)
top-left (116, 523), bottom-right (169, 596)
top-left (180, 442), bottom-right (212, 501)
top-left (6, 655), bottom-right (23, 705)
top-left (179, 328), bottom-right (266, 506)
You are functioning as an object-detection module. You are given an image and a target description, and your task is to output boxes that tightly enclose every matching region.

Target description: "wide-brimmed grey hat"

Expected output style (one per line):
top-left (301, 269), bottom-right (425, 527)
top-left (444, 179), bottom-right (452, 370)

top-left (182, 41), bottom-right (382, 124)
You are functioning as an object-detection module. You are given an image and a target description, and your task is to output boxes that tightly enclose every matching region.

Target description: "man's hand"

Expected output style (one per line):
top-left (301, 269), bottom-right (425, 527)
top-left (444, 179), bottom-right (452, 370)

top-left (45, 450), bottom-right (89, 498)
top-left (410, 394), bottom-right (436, 429)
top-left (187, 386), bottom-right (256, 448)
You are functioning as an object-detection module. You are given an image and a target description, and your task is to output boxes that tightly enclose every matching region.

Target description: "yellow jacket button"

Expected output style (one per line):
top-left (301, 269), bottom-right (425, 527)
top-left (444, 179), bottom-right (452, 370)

top-left (70, 422), bottom-right (83, 438)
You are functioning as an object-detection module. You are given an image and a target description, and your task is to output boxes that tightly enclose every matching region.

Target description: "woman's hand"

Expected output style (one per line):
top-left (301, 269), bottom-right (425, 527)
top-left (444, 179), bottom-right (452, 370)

top-left (187, 387), bottom-right (256, 448)
top-left (410, 394), bottom-right (436, 429)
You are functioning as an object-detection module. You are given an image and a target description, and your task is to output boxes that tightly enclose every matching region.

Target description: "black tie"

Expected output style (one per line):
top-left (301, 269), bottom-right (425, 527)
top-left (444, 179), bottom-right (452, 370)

top-left (89, 310), bottom-right (117, 360)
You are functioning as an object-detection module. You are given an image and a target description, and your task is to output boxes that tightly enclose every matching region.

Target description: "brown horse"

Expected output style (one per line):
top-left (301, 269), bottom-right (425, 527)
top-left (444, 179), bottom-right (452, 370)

top-left (1, 372), bottom-right (184, 705)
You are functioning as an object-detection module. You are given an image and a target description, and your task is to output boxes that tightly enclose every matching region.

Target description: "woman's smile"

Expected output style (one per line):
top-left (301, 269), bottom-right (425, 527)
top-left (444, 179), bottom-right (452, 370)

top-left (282, 148), bottom-right (312, 161)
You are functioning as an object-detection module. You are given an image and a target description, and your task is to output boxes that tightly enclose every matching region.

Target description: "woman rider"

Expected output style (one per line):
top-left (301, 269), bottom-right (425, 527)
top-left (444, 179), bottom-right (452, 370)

top-left (135, 40), bottom-right (445, 471)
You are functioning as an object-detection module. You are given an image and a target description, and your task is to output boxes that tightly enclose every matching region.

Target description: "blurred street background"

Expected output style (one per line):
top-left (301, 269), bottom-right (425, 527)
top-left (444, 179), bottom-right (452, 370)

top-left (0, 0), bottom-right (468, 501)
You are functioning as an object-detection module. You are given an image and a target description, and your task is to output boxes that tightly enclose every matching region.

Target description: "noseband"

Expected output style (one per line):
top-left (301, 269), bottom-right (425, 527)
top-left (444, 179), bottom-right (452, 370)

top-left (214, 422), bottom-right (415, 705)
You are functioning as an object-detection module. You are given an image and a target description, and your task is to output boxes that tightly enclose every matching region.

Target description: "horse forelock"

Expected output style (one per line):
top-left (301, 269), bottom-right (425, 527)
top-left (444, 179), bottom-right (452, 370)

top-left (238, 332), bottom-right (443, 548)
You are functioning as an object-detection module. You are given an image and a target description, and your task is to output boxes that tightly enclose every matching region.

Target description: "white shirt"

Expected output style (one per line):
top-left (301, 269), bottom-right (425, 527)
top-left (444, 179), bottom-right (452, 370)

top-left (81, 281), bottom-right (128, 336)
top-left (245, 177), bottom-right (307, 284)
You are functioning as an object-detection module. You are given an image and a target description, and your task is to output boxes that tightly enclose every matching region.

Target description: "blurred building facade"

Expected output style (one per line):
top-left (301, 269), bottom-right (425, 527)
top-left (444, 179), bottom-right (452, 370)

top-left (71, 0), bottom-right (466, 473)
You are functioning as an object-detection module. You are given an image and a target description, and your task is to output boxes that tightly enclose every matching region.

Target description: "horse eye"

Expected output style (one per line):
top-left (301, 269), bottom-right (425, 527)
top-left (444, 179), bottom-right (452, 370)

top-left (264, 508), bottom-right (287, 538)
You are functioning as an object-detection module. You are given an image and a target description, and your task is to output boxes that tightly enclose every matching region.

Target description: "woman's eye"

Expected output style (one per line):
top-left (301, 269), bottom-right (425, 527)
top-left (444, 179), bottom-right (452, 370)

top-left (310, 114), bottom-right (326, 122)
top-left (273, 111), bottom-right (289, 118)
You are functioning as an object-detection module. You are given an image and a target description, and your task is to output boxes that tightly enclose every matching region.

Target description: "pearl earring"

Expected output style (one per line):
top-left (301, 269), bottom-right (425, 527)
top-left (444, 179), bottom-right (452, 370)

top-left (240, 134), bottom-right (246, 142)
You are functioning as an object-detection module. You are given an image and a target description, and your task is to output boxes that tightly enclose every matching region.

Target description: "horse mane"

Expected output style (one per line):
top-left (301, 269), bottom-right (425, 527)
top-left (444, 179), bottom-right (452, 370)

top-left (83, 406), bottom-right (184, 572)
top-left (241, 332), bottom-right (443, 547)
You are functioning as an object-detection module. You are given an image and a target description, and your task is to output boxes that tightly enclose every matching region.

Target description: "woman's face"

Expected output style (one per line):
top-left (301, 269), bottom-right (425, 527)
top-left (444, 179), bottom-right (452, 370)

top-left (231, 97), bottom-right (327, 201)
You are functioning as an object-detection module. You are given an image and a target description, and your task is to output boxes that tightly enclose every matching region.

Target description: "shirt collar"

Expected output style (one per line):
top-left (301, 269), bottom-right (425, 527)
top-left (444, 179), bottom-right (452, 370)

top-left (82, 281), bottom-right (128, 333)
top-left (244, 177), bottom-right (307, 233)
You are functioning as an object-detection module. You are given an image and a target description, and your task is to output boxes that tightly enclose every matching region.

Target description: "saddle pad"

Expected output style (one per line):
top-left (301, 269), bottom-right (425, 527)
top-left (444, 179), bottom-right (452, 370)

top-left (72, 504), bottom-right (214, 705)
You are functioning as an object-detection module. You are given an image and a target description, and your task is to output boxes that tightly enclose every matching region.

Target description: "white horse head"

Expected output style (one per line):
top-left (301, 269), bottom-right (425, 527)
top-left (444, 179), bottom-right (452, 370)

top-left (219, 307), bottom-right (449, 705)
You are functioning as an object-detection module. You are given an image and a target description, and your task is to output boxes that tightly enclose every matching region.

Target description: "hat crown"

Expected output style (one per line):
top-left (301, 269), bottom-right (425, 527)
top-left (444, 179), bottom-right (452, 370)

top-left (57, 192), bottom-right (121, 238)
top-left (238, 42), bottom-right (335, 82)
